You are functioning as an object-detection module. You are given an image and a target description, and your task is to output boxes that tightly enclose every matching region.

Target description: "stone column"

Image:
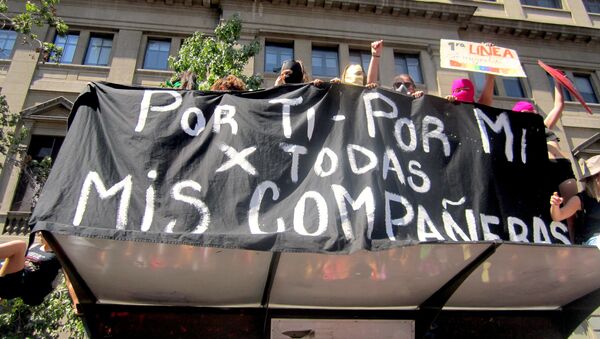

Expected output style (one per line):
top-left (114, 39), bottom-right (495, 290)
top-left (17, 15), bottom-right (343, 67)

top-left (565, 0), bottom-right (593, 26)
top-left (294, 39), bottom-right (312, 76)
top-left (380, 46), bottom-right (395, 88)
top-left (107, 30), bottom-right (143, 85)
top-left (503, 0), bottom-right (527, 19)
top-left (72, 31), bottom-right (90, 65)
top-left (421, 46), bottom-right (439, 96)
top-left (0, 26), bottom-right (48, 218)
top-left (338, 43), bottom-right (349, 76)
top-left (3, 27), bottom-right (48, 114)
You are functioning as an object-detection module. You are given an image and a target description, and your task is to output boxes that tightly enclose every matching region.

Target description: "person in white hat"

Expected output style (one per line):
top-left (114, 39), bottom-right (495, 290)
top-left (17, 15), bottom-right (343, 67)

top-left (550, 154), bottom-right (600, 245)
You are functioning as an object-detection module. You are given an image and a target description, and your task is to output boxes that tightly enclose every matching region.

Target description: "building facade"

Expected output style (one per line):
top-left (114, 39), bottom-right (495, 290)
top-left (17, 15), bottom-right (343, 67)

top-left (1, 0), bottom-right (598, 233)
top-left (0, 1), bottom-right (597, 227)
top-left (0, 0), bottom-right (598, 335)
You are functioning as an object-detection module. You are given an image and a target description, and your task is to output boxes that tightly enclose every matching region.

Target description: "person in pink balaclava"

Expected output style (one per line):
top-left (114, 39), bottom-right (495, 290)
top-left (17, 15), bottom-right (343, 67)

top-left (513, 82), bottom-right (578, 243)
top-left (445, 42), bottom-right (497, 106)
top-left (445, 75), bottom-right (495, 106)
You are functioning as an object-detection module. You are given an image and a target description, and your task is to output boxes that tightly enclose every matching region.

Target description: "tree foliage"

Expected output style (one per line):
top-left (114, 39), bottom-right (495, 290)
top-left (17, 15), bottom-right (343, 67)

top-left (0, 0), bottom-right (68, 62)
top-left (0, 94), bottom-right (52, 202)
top-left (167, 14), bottom-right (262, 90)
top-left (0, 0), bottom-right (69, 169)
top-left (0, 2), bottom-right (82, 338)
top-left (0, 275), bottom-right (85, 338)
top-left (0, 0), bottom-right (66, 187)
top-left (0, 94), bottom-right (27, 165)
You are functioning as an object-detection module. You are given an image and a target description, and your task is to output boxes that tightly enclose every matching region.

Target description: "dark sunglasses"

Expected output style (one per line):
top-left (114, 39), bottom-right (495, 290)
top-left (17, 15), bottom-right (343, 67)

top-left (393, 81), bottom-right (415, 90)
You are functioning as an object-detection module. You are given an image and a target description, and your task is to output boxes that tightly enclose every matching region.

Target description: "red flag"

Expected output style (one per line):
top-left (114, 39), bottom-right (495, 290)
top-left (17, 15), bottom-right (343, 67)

top-left (538, 60), bottom-right (592, 115)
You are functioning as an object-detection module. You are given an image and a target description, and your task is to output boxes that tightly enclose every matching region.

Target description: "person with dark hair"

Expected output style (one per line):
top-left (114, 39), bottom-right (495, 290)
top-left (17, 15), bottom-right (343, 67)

top-left (551, 155), bottom-right (600, 246)
top-left (366, 40), bottom-right (423, 97)
top-left (166, 70), bottom-right (198, 90)
top-left (274, 59), bottom-right (327, 88)
top-left (274, 59), bottom-right (310, 86)
top-left (210, 75), bottom-right (247, 91)
top-left (391, 74), bottom-right (423, 97)
top-left (178, 70), bottom-right (198, 90)
top-left (0, 233), bottom-right (62, 305)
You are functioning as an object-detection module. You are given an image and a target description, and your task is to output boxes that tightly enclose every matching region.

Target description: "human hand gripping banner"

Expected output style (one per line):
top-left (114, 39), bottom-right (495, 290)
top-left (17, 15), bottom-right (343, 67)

top-left (29, 82), bottom-right (571, 253)
top-left (440, 39), bottom-right (527, 77)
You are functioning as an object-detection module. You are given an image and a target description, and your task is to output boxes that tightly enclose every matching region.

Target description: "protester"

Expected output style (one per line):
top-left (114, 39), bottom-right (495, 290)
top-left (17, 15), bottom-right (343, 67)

top-left (274, 59), bottom-right (310, 86)
top-left (366, 40), bottom-right (423, 97)
top-left (512, 82), bottom-right (563, 129)
top-left (445, 75), bottom-right (495, 106)
top-left (392, 74), bottom-right (424, 97)
top-left (514, 82), bottom-right (578, 242)
top-left (273, 59), bottom-right (327, 88)
top-left (444, 42), bottom-right (496, 105)
top-left (550, 155), bottom-right (600, 246)
top-left (331, 64), bottom-right (377, 88)
top-left (210, 75), bottom-right (247, 91)
top-left (0, 233), bottom-right (62, 305)
top-left (167, 70), bottom-right (198, 90)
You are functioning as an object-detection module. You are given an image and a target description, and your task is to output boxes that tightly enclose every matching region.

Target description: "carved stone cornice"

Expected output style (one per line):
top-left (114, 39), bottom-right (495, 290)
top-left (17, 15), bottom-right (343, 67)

top-left (465, 16), bottom-right (600, 43)
top-left (240, 0), bottom-right (478, 23)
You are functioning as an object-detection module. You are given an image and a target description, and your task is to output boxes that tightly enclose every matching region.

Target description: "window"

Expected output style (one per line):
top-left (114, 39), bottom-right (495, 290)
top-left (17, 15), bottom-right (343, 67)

top-left (547, 71), bottom-right (599, 104)
top-left (394, 53), bottom-right (423, 84)
top-left (265, 42), bottom-right (293, 73)
top-left (0, 30), bottom-right (17, 59)
top-left (473, 73), bottom-right (526, 98)
top-left (547, 73), bottom-right (572, 101)
top-left (51, 33), bottom-right (79, 63)
top-left (502, 77), bottom-right (525, 98)
top-left (349, 50), bottom-right (371, 74)
top-left (574, 74), bottom-right (599, 103)
top-left (521, 0), bottom-right (561, 8)
top-left (584, 0), bottom-right (600, 13)
top-left (143, 39), bottom-right (171, 70)
top-left (312, 47), bottom-right (339, 77)
top-left (84, 34), bottom-right (113, 66)
top-left (473, 72), bottom-right (499, 96)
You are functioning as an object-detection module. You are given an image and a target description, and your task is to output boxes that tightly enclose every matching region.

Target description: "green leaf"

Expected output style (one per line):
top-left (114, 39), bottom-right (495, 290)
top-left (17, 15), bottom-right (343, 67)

top-left (25, 2), bottom-right (38, 13)
top-left (0, 276), bottom-right (85, 338)
top-left (168, 14), bottom-right (262, 90)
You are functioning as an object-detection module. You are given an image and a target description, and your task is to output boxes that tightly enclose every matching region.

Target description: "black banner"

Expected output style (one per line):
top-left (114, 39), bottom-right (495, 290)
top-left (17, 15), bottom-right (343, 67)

top-left (30, 82), bottom-right (570, 253)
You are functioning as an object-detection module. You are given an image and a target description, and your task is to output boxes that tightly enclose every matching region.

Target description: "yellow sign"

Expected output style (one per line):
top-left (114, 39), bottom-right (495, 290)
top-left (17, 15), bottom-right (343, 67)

top-left (440, 39), bottom-right (527, 77)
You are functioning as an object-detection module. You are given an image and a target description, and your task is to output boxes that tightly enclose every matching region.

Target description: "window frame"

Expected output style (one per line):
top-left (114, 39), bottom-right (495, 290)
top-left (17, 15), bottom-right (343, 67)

top-left (472, 72), bottom-right (528, 99)
top-left (0, 29), bottom-right (17, 60)
top-left (499, 77), bottom-right (527, 98)
top-left (264, 41), bottom-right (294, 74)
top-left (348, 49), bottom-right (371, 76)
top-left (547, 69), bottom-right (599, 105)
top-left (520, 0), bottom-right (562, 8)
top-left (142, 38), bottom-right (171, 71)
top-left (583, 0), bottom-right (600, 13)
top-left (83, 33), bottom-right (114, 66)
top-left (572, 73), bottom-right (599, 104)
top-left (51, 32), bottom-right (80, 64)
top-left (394, 52), bottom-right (424, 85)
top-left (311, 46), bottom-right (339, 78)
